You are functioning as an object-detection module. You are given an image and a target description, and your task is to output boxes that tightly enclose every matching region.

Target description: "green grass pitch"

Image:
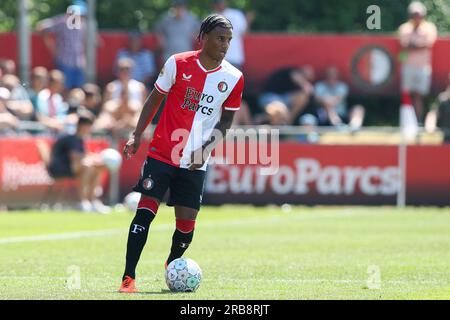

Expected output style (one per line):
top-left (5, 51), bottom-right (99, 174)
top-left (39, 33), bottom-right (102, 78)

top-left (0, 205), bottom-right (449, 300)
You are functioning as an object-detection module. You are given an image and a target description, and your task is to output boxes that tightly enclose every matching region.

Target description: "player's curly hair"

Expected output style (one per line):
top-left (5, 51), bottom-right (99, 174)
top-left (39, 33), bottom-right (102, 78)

top-left (197, 14), bottom-right (233, 41)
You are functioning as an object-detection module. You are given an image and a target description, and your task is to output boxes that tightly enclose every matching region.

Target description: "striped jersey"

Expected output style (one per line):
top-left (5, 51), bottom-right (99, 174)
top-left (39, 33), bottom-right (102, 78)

top-left (148, 50), bottom-right (244, 170)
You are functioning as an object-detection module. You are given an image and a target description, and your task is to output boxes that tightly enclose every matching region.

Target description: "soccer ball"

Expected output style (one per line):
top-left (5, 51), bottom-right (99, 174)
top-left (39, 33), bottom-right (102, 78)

top-left (165, 258), bottom-right (202, 292)
top-left (101, 148), bottom-right (122, 172)
top-left (123, 192), bottom-right (141, 212)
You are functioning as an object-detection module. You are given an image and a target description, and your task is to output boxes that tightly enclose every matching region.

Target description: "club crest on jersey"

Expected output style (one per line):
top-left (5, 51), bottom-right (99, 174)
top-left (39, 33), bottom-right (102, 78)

top-left (218, 81), bottom-right (228, 93)
top-left (142, 175), bottom-right (154, 190)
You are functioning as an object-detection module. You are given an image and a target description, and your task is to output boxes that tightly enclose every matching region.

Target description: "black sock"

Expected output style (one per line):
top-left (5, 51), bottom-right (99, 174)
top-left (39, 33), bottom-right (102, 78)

top-left (166, 229), bottom-right (194, 265)
top-left (123, 209), bottom-right (155, 280)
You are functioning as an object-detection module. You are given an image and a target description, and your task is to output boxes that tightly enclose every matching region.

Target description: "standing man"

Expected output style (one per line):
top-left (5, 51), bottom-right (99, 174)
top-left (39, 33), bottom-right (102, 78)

top-left (119, 14), bottom-right (244, 293)
top-left (213, 0), bottom-right (254, 70)
top-left (398, 1), bottom-right (437, 122)
top-left (37, 2), bottom-right (88, 89)
top-left (155, 0), bottom-right (201, 62)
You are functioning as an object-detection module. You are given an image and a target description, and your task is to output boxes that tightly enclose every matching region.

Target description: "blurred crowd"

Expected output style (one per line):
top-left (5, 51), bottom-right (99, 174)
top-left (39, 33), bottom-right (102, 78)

top-left (1, 0), bottom-right (449, 142)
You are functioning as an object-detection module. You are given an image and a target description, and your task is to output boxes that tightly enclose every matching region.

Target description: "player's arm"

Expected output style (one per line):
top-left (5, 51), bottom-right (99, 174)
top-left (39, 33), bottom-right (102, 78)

top-left (123, 89), bottom-right (165, 159)
top-left (36, 18), bottom-right (57, 57)
top-left (188, 110), bottom-right (235, 171)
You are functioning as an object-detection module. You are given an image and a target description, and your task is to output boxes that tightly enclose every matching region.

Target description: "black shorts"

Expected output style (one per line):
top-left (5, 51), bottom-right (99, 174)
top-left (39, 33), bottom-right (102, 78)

top-left (133, 157), bottom-right (206, 211)
top-left (47, 163), bottom-right (74, 179)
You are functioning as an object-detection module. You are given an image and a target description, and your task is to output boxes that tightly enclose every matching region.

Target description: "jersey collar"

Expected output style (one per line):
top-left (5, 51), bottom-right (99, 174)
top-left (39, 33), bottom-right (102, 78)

top-left (195, 51), bottom-right (222, 74)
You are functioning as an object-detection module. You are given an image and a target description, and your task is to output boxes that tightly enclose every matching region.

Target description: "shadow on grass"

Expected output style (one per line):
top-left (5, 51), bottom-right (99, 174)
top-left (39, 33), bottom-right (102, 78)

top-left (135, 289), bottom-right (174, 295)
top-left (114, 289), bottom-right (174, 295)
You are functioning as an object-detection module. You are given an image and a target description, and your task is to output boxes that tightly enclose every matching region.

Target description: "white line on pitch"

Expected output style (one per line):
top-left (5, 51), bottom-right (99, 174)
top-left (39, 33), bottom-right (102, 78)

top-left (0, 210), bottom-right (356, 245)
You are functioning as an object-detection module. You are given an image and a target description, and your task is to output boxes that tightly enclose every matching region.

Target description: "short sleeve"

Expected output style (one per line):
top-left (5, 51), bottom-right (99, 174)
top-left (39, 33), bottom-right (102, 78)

top-left (154, 55), bottom-right (177, 95)
top-left (223, 75), bottom-right (244, 111)
top-left (314, 82), bottom-right (326, 98)
top-left (39, 16), bottom-right (63, 34)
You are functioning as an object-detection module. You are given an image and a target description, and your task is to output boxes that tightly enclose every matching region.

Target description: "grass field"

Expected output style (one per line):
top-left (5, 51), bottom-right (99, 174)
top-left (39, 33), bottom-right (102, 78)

top-left (0, 205), bottom-right (449, 300)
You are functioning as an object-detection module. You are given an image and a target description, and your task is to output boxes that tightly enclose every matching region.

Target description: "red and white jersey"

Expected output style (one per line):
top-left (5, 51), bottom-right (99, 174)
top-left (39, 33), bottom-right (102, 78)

top-left (148, 50), bottom-right (244, 170)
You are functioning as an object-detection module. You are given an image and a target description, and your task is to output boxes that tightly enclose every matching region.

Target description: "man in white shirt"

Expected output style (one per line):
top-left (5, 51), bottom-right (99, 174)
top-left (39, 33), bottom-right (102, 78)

top-left (398, 1), bottom-right (437, 122)
top-left (213, 0), bottom-right (254, 70)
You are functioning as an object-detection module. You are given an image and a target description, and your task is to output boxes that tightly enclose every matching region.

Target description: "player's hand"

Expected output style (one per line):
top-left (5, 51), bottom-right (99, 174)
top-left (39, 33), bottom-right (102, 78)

top-left (123, 133), bottom-right (141, 160)
top-left (188, 146), bottom-right (208, 171)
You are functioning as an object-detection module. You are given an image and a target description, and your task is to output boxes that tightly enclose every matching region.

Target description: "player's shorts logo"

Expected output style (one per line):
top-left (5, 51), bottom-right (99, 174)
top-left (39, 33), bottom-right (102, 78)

top-left (218, 81), bottom-right (228, 93)
top-left (142, 175), bottom-right (154, 190)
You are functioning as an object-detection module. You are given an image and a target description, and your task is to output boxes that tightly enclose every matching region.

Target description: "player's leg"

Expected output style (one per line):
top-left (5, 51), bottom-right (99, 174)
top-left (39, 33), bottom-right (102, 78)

top-left (122, 195), bottom-right (160, 281)
top-left (166, 206), bottom-right (198, 266)
top-left (165, 168), bottom-right (206, 267)
top-left (120, 157), bottom-right (174, 291)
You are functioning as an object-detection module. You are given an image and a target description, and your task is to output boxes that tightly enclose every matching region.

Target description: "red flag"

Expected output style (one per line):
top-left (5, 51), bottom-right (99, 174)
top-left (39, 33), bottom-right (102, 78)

top-left (400, 91), bottom-right (418, 141)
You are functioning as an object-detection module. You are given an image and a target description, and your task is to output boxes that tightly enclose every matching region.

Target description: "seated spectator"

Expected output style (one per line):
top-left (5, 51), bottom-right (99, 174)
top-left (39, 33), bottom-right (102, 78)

top-left (47, 110), bottom-right (110, 213)
top-left (0, 74), bottom-right (34, 120)
top-left (67, 88), bottom-right (86, 114)
top-left (258, 66), bottom-right (315, 125)
top-left (0, 87), bottom-right (18, 132)
top-left (315, 66), bottom-right (365, 130)
top-left (425, 73), bottom-right (450, 143)
top-left (80, 83), bottom-right (102, 117)
top-left (115, 32), bottom-right (156, 86)
top-left (35, 69), bottom-right (68, 132)
top-left (98, 58), bottom-right (145, 135)
top-left (0, 59), bottom-right (16, 76)
top-left (28, 66), bottom-right (49, 110)
top-left (297, 113), bottom-right (320, 143)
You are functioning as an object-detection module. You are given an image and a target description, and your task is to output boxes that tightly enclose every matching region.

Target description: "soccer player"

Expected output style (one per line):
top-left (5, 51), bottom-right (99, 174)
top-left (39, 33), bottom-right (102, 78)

top-left (119, 14), bottom-right (244, 293)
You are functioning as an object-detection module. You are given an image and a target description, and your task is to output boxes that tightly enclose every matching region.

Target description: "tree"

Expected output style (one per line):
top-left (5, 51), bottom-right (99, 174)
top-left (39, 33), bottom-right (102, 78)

top-left (0, 0), bottom-right (449, 33)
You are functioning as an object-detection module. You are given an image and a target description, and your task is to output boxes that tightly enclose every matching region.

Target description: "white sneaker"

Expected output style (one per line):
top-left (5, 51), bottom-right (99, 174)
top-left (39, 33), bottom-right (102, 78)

top-left (91, 199), bottom-right (111, 215)
top-left (77, 200), bottom-right (93, 213)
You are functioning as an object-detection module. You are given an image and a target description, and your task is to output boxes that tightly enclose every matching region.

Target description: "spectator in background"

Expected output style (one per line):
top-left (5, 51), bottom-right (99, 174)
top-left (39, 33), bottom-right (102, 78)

top-left (0, 59), bottom-right (16, 76)
top-left (115, 32), bottom-right (156, 86)
top-left (98, 58), bottom-right (145, 135)
top-left (155, 0), bottom-right (200, 62)
top-left (37, 2), bottom-right (87, 89)
top-left (213, 0), bottom-right (254, 70)
top-left (297, 113), bottom-right (319, 143)
top-left (398, 1), bottom-right (437, 122)
top-left (46, 110), bottom-right (110, 213)
top-left (0, 74), bottom-right (34, 121)
top-left (258, 66), bottom-right (315, 125)
top-left (80, 83), bottom-right (102, 117)
top-left (315, 66), bottom-right (365, 130)
top-left (0, 87), bottom-right (18, 132)
top-left (425, 73), bottom-right (450, 143)
top-left (28, 67), bottom-right (49, 110)
top-left (67, 88), bottom-right (85, 115)
top-left (35, 69), bottom-right (68, 132)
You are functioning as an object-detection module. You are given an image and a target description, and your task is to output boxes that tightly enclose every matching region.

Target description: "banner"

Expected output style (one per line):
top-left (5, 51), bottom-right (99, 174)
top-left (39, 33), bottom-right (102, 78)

top-left (0, 137), bottom-right (110, 207)
top-left (1, 138), bottom-right (449, 207)
top-left (119, 141), bottom-right (450, 206)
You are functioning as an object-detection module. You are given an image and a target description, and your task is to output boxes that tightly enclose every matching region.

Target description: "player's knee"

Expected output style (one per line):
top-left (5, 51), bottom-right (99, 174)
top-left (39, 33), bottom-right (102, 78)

top-left (137, 196), bottom-right (159, 216)
top-left (176, 219), bottom-right (196, 233)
